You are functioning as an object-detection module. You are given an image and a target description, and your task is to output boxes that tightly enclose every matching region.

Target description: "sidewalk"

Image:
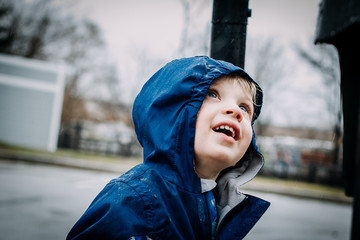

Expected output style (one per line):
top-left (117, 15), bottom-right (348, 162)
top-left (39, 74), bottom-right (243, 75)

top-left (0, 147), bottom-right (353, 204)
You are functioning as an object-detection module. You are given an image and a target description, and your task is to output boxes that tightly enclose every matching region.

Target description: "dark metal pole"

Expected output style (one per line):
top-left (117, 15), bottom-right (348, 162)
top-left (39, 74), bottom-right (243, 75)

top-left (335, 29), bottom-right (360, 239)
top-left (315, 1), bottom-right (360, 238)
top-left (210, 0), bottom-right (251, 69)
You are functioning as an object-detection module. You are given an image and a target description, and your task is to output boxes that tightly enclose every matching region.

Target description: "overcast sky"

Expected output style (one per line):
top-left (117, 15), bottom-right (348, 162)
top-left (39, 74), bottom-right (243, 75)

top-left (71, 0), bottom-right (337, 130)
top-left (73, 0), bottom-right (320, 58)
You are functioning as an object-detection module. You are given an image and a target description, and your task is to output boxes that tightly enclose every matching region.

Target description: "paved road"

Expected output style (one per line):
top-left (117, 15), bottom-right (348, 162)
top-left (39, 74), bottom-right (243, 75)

top-left (0, 160), bottom-right (352, 240)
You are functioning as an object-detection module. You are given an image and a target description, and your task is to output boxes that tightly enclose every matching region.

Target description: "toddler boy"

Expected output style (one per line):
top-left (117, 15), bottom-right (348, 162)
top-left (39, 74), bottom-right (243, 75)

top-left (67, 56), bottom-right (270, 240)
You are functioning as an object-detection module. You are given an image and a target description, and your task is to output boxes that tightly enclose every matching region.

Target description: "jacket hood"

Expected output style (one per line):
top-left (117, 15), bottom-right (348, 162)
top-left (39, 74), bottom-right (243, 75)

top-left (132, 56), bottom-right (263, 193)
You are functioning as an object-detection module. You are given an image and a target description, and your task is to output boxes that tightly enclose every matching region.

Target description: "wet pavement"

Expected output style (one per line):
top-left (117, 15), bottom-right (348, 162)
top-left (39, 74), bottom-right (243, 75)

top-left (0, 160), bottom-right (352, 240)
top-left (0, 160), bottom-right (115, 240)
top-left (245, 191), bottom-right (351, 239)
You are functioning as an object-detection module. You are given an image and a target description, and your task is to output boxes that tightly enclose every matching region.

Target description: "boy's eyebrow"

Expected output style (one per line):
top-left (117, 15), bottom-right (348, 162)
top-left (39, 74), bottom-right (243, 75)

top-left (208, 85), bottom-right (219, 91)
top-left (207, 84), bottom-right (221, 94)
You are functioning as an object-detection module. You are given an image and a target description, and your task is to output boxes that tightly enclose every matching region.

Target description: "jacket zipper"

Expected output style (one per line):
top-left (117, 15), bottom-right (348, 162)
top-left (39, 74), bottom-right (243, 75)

top-left (204, 192), bottom-right (216, 240)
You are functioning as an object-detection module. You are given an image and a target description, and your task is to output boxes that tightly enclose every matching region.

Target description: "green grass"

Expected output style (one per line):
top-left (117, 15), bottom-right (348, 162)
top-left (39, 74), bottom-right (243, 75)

top-left (254, 175), bottom-right (346, 195)
top-left (0, 142), bottom-right (348, 198)
top-left (0, 142), bottom-right (142, 164)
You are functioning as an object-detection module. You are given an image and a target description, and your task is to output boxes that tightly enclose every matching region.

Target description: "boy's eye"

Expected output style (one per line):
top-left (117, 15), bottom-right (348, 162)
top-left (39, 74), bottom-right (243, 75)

top-left (206, 90), bottom-right (218, 99)
top-left (239, 104), bottom-right (251, 114)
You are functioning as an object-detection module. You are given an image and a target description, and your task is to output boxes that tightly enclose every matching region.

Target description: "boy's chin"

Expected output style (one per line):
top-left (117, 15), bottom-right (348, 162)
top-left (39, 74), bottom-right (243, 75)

top-left (208, 153), bottom-right (242, 170)
top-left (211, 148), bottom-right (244, 163)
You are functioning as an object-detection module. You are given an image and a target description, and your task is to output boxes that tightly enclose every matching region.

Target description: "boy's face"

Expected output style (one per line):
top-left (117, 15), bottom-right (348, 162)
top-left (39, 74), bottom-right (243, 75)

top-left (194, 76), bottom-right (254, 180)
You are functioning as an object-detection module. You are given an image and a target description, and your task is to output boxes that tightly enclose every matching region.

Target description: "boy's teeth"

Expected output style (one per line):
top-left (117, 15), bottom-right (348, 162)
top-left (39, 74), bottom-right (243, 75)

top-left (215, 125), bottom-right (235, 138)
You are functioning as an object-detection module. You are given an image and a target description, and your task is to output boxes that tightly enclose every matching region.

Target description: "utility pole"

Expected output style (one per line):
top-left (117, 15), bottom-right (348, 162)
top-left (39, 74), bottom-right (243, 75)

top-left (210, 0), bottom-right (251, 69)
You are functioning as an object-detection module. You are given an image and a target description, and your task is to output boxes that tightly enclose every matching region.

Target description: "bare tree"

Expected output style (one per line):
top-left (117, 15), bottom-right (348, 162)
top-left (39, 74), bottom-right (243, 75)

top-left (0, 0), bottom-right (122, 125)
top-left (177, 0), bottom-right (211, 57)
top-left (295, 43), bottom-right (341, 166)
top-left (245, 37), bottom-right (288, 136)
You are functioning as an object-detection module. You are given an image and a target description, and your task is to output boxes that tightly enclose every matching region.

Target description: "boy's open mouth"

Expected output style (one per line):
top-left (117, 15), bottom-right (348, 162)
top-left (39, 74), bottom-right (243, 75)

top-left (213, 125), bottom-right (239, 140)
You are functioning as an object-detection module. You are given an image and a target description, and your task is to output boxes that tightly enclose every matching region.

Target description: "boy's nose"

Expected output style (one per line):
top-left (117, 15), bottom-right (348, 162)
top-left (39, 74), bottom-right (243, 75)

top-left (223, 105), bottom-right (242, 121)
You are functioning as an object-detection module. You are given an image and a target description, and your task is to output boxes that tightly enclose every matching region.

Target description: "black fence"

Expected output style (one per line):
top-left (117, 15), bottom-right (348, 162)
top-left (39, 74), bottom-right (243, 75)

top-left (58, 122), bottom-right (142, 157)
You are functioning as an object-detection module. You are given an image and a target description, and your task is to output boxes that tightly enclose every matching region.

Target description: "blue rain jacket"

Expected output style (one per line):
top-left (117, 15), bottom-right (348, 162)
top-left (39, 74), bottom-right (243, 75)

top-left (67, 56), bottom-right (270, 240)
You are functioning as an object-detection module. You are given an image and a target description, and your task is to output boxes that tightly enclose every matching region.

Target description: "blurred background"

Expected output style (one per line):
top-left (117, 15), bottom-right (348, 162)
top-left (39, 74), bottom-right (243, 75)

top-left (0, 0), bottom-right (351, 239)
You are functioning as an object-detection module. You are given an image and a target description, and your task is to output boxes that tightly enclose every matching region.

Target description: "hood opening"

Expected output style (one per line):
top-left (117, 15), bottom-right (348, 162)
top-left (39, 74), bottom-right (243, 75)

top-left (132, 56), bottom-right (263, 194)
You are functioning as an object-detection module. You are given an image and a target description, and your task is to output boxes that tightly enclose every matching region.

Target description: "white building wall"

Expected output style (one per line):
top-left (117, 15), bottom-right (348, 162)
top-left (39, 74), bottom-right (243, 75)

top-left (0, 54), bottom-right (65, 152)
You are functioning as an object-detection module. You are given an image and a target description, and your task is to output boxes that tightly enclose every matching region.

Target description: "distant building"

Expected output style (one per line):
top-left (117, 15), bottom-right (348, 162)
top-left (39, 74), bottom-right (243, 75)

top-left (256, 124), bottom-right (342, 185)
top-left (0, 54), bottom-right (65, 151)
